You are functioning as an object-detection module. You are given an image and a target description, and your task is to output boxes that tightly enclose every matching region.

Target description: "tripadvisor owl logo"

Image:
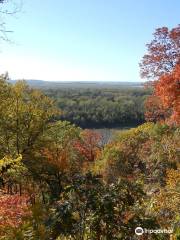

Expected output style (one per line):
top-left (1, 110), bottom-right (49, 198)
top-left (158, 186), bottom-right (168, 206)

top-left (135, 227), bottom-right (144, 235)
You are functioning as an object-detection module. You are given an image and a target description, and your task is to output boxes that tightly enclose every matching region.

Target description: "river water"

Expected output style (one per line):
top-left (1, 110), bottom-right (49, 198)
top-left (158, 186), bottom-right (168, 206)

top-left (88, 127), bottom-right (132, 145)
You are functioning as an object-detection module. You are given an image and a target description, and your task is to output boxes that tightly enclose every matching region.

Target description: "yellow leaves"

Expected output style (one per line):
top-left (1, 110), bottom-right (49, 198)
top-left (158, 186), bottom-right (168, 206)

top-left (151, 166), bottom-right (180, 232)
top-left (115, 122), bottom-right (154, 142)
top-left (0, 77), bottom-right (60, 155)
top-left (0, 155), bottom-right (22, 172)
top-left (133, 122), bottom-right (155, 133)
top-left (166, 166), bottom-right (180, 189)
top-left (13, 80), bottom-right (27, 97)
top-left (72, 211), bottom-right (80, 221)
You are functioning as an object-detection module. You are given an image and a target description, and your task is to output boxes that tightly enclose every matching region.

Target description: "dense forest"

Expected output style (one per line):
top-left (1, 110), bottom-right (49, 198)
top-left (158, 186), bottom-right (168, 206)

top-left (0, 73), bottom-right (179, 239)
top-left (0, 3), bottom-right (179, 238)
top-left (44, 88), bottom-right (150, 128)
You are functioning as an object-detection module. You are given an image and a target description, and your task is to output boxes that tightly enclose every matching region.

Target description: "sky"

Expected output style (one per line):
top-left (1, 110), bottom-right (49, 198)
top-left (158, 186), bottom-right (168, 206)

top-left (0, 0), bottom-right (179, 82)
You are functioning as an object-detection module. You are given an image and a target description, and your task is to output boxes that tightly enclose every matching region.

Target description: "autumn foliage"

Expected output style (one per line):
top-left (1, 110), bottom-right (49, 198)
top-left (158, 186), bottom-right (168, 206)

top-left (0, 24), bottom-right (179, 239)
top-left (0, 194), bottom-right (29, 233)
top-left (155, 64), bottom-right (180, 124)
top-left (140, 25), bottom-right (180, 125)
top-left (73, 129), bottom-right (102, 163)
top-left (140, 25), bottom-right (180, 80)
top-left (144, 95), bottom-right (169, 122)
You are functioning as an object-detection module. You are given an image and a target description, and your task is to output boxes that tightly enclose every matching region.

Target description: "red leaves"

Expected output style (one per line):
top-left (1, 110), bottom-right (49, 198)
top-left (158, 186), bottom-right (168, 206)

top-left (141, 24), bottom-right (180, 125)
top-left (140, 24), bottom-right (180, 80)
top-left (144, 66), bottom-right (180, 125)
top-left (74, 130), bottom-right (102, 163)
top-left (42, 147), bottom-right (69, 171)
top-left (144, 95), bottom-right (169, 123)
top-left (0, 194), bottom-right (29, 229)
top-left (155, 64), bottom-right (180, 124)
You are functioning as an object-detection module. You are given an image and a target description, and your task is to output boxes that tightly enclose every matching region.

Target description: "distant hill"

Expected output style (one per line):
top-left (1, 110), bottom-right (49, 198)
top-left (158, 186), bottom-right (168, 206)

top-left (9, 80), bottom-right (144, 89)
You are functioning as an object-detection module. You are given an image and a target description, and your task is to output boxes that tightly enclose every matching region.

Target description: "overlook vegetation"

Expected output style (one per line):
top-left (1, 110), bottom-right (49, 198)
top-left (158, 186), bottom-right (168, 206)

top-left (0, 21), bottom-right (179, 240)
top-left (44, 87), bottom-right (150, 128)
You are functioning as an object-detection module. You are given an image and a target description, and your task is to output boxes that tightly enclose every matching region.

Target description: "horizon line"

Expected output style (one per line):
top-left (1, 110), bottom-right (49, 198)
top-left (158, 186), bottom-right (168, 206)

top-left (12, 79), bottom-right (145, 83)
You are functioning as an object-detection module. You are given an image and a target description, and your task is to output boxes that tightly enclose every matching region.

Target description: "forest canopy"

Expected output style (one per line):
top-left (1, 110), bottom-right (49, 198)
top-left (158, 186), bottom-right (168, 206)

top-left (0, 23), bottom-right (179, 240)
top-left (44, 87), bottom-right (150, 128)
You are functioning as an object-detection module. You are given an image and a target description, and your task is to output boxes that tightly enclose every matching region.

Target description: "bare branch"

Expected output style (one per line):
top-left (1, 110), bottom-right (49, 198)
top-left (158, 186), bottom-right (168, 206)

top-left (0, 0), bottom-right (22, 42)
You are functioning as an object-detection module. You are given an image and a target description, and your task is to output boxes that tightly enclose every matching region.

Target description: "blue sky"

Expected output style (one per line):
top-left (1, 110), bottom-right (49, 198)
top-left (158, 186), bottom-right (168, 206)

top-left (0, 0), bottom-right (179, 81)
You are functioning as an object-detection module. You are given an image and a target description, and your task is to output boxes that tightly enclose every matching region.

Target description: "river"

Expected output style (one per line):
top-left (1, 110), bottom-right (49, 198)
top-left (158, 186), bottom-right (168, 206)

top-left (89, 127), bottom-right (133, 145)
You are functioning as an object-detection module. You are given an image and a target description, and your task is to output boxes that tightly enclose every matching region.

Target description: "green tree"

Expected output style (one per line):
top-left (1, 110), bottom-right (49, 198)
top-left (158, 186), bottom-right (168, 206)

top-left (0, 78), bottom-right (59, 156)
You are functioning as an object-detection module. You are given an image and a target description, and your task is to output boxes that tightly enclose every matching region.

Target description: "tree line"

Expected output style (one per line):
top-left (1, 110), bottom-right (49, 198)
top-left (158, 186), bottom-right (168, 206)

top-left (44, 88), bottom-right (150, 128)
top-left (0, 24), bottom-right (179, 240)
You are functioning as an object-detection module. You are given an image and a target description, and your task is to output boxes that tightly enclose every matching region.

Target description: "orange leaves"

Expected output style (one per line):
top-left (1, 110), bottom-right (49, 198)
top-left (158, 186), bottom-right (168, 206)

top-left (140, 24), bottom-right (180, 80)
top-left (140, 24), bottom-right (180, 125)
top-left (122, 211), bottom-right (135, 224)
top-left (156, 65), bottom-right (180, 107)
top-left (41, 147), bottom-right (69, 171)
top-left (155, 64), bottom-right (180, 124)
top-left (74, 129), bottom-right (102, 163)
top-left (40, 121), bottom-right (82, 173)
top-left (144, 95), bottom-right (168, 122)
top-left (0, 194), bottom-right (29, 229)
